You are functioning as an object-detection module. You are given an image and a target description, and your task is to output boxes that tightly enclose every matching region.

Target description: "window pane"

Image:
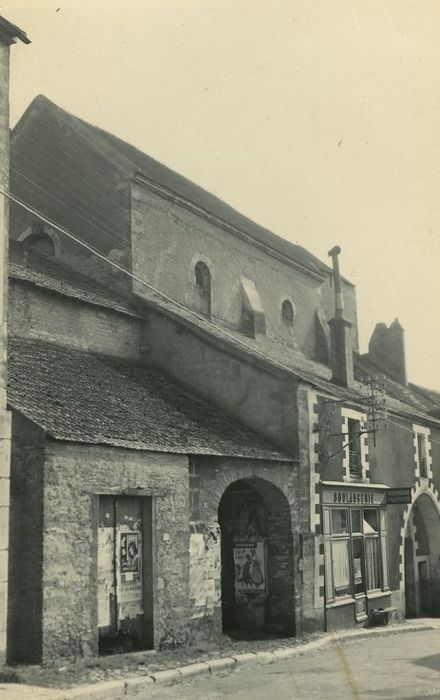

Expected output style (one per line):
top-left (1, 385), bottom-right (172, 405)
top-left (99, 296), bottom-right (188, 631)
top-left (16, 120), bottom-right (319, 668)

top-left (352, 538), bottom-right (364, 595)
top-left (348, 419), bottom-right (362, 477)
top-left (365, 537), bottom-right (381, 590)
top-left (332, 509), bottom-right (349, 534)
top-left (324, 540), bottom-right (334, 601)
top-left (323, 508), bottom-right (331, 535)
top-left (380, 509), bottom-right (386, 533)
top-left (351, 509), bottom-right (361, 533)
top-left (363, 509), bottom-right (378, 534)
top-left (381, 534), bottom-right (389, 589)
top-left (417, 434), bottom-right (427, 478)
top-left (332, 539), bottom-right (351, 597)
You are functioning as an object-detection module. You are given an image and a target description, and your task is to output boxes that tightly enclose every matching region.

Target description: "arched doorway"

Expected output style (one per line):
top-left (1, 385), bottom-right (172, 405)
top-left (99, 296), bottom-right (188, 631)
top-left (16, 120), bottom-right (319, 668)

top-left (218, 478), bottom-right (295, 636)
top-left (404, 492), bottom-right (440, 618)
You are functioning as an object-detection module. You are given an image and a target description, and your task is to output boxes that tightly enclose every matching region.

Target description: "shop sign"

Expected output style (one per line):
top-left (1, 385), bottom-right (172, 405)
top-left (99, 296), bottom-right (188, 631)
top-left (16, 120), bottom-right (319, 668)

top-left (322, 488), bottom-right (386, 506)
top-left (386, 488), bottom-right (412, 505)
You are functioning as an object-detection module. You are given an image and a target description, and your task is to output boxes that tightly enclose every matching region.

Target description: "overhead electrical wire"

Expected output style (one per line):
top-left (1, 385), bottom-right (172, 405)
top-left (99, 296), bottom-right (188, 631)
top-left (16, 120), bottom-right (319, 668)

top-left (2, 184), bottom-right (440, 437)
top-left (1, 186), bottom-right (333, 386)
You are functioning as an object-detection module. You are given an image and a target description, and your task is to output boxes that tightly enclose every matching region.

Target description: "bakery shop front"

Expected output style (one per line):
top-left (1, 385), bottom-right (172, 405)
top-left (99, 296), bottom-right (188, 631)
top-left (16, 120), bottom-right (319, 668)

top-left (321, 482), bottom-right (391, 629)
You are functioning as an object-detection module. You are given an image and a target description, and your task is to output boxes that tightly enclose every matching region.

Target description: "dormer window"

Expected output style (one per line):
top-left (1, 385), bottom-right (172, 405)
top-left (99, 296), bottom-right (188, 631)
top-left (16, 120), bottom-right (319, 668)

top-left (281, 299), bottom-right (294, 325)
top-left (194, 261), bottom-right (211, 318)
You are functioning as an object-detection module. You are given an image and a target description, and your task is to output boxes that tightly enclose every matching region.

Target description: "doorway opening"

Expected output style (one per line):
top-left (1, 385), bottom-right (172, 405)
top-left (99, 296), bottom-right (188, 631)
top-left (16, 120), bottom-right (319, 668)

top-left (404, 493), bottom-right (440, 618)
top-left (218, 478), bottom-right (295, 638)
top-left (97, 495), bottom-right (154, 654)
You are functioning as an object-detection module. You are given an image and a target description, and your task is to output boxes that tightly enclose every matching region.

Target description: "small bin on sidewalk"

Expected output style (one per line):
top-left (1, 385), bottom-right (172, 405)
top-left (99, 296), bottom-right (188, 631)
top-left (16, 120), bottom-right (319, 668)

top-left (368, 607), bottom-right (399, 626)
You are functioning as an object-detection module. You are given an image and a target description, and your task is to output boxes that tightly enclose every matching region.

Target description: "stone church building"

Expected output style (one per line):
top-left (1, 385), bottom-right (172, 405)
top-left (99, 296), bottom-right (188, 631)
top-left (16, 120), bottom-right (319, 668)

top-left (4, 94), bottom-right (440, 662)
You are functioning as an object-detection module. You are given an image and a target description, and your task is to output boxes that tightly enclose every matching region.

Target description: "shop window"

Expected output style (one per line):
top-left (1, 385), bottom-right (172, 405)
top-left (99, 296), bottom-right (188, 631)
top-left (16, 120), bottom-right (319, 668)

top-left (194, 261), bottom-right (212, 318)
top-left (323, 505), bottom-right (388, 604)
top-left (347, 419), bottom-right (362, 478)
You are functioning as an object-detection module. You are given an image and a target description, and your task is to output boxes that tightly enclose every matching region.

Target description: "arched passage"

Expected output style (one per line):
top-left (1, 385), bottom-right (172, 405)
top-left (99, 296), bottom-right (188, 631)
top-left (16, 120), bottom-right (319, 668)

top-left (404, 491), bottom-right (440, 618)
top-left (218, 477), bottom-right (295, 636)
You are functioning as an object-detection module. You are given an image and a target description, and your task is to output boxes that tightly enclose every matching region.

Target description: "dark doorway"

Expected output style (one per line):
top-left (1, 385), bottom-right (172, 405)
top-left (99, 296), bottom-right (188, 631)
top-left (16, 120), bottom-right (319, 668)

top-left (218, 478), bottom-right (295, 637)
top-left (404, 493), bottom-right (440, 619)
top-left (97, 496), bottom-right (153, 654)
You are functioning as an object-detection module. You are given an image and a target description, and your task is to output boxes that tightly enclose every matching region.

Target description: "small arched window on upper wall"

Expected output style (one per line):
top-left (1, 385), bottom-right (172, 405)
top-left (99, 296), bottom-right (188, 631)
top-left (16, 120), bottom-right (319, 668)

top-left (194, 261), bottom-right (212, 318)
top-left (281, 299), bottom-right (295, 326)
top-left (18, 224), bottom-right (61, 259)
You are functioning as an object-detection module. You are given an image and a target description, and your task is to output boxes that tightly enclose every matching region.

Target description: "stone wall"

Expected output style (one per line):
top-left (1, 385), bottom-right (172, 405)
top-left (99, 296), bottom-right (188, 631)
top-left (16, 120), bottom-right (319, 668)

top-left (10, 436), bottom-right (190, 662)
top-left (144, 311), bottom-right (299, 453)
top-left (8, 280), bottom-right (143, 360)
top-left (131, 182), bottom-right (359, 362)
top-left (8, 412), bottom-right (46, 663)
top-left (188, 456), bottom-right (307, 639)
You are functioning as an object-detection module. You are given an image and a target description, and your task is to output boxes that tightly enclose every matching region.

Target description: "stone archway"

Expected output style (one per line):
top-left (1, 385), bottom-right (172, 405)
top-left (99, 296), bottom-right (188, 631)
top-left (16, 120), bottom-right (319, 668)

top-left (402, 489), bottom-right (440, 618)
top-left (218, 477), bottom-right (295, 636)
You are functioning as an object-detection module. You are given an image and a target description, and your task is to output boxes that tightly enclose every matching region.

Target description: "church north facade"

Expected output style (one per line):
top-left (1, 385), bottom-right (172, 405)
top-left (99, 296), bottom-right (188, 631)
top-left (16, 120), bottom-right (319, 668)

top-left (3, 94), bottom-right (440, 662)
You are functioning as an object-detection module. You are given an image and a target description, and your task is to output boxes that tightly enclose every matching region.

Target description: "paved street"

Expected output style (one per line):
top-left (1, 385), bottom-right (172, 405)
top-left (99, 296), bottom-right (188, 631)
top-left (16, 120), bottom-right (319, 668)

top-left (150, 630), bottom-right (440, 700)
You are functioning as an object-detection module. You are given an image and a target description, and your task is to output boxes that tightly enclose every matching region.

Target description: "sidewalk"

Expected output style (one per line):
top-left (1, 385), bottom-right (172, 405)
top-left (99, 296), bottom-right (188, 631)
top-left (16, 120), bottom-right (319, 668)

top-left (2, 619), bottom-right (440, 700)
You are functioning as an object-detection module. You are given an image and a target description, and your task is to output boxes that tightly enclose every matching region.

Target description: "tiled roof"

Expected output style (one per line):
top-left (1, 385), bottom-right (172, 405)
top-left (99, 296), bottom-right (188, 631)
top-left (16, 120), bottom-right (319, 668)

top-left (12, 95), bottom-right (337, 280)
top-left (9, 241), bottom-right (141, 317)
top-left (7, 336), bottom-right (291, 461)
top-left (354, 353), bottom-right (440, 423)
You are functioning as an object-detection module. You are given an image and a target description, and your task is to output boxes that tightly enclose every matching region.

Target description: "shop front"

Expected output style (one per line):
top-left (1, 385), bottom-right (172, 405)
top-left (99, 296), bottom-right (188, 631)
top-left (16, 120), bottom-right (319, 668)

top-left (321, 482), bottom-right (391, 629)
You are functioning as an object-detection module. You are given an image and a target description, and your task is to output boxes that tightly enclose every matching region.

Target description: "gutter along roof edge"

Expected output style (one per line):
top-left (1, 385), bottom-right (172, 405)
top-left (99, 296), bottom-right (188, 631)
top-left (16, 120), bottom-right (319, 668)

top-left (133, 172), bottom-right (328, 283)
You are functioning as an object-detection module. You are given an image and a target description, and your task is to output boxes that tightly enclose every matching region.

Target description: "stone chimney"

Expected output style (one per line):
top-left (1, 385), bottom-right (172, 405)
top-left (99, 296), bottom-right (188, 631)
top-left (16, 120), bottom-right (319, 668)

top-left (368, 318), bottom-right (407, 385)
top-left (327, 246), bottom-right (354, 388)
top-left (0, 15), bottom-right (29, 662)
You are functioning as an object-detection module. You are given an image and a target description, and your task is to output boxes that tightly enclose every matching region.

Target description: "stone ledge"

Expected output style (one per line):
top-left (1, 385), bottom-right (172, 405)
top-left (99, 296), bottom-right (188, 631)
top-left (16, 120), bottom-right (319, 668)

top-left (207, 656), bottom-right (237, 673)
top-left (148, 668), bottom-right (181, 686)
top-left (124, 675), bottom-right (154, 697)
top-left (178, 662), bottom-right (211, 679)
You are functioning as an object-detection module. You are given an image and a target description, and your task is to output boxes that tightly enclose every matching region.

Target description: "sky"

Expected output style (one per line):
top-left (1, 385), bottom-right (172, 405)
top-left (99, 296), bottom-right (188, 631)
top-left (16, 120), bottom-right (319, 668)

top-left (2, 0), bottom-right (440, 389)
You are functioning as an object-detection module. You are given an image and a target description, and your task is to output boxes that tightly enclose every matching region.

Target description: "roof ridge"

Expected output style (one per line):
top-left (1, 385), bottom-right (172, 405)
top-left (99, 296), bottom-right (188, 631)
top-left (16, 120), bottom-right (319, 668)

top-left (12, 95), bottom-right (338, 280)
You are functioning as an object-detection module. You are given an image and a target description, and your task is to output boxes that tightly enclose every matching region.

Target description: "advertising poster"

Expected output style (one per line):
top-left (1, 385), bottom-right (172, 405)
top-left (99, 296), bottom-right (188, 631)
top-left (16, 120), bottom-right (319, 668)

top-left (233, 541), bottom-right (266, 600)
top-left (118, 527), bottom-right (143, 620)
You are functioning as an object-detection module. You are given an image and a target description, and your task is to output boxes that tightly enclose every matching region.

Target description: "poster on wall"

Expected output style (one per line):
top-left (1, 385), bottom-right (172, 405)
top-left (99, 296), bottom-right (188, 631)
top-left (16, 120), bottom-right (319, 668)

top-left (118, 526), bottom-right (143, 620)
top-left (233, 541), bottom-right (266, 600)
top-left (189, 533), bottom-right (221, 618)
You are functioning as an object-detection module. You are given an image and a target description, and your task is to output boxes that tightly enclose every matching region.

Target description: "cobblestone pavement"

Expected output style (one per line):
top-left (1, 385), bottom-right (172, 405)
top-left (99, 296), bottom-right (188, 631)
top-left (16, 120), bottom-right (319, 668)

top-left (148, 629), bottom-right (440, 699)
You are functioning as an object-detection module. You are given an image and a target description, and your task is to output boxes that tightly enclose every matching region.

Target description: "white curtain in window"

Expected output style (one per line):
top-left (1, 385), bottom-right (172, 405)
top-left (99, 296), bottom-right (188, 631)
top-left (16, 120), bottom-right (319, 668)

top-left (365, 537), bottom-right (380, 590)
top-left (333, 540), bottom-right (350, 594)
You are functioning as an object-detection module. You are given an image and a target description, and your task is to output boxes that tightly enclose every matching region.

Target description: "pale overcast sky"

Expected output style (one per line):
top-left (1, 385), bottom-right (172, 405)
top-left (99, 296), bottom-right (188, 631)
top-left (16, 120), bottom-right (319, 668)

top-left (2, 0), bottom-right (440, 389)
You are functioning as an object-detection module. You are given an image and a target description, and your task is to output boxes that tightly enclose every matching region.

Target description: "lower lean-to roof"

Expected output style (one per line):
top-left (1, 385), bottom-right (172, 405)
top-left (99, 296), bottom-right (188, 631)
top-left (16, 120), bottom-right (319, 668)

top-left (7, 336), bottom-right (291, 461)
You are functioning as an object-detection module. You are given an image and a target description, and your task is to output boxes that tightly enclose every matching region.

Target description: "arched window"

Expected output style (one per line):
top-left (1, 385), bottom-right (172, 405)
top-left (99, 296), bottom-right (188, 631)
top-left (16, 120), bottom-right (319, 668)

top-left (23, 232), bottom-right (55, 257)
top-left (18, 224), bottom-right (61, 258)
top-left (194, 261), bottom-right (211, 318)
top-left (281, 299), bottom-right (294, 325)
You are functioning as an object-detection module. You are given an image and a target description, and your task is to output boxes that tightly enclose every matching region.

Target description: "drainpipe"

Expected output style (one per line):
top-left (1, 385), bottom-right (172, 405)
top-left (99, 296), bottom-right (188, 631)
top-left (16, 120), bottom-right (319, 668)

top-left (0, 15), bottom-right (30, 662)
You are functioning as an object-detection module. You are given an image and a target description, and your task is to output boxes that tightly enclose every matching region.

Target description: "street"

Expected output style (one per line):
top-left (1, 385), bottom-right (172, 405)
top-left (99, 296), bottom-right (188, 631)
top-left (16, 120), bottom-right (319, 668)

top-left (149, 630), bottom-right (440, 700)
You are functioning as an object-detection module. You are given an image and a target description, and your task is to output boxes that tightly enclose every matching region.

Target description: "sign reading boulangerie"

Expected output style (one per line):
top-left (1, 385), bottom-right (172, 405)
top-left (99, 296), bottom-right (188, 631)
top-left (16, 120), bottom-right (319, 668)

top-left (322, 487), bottom-right (386, 506)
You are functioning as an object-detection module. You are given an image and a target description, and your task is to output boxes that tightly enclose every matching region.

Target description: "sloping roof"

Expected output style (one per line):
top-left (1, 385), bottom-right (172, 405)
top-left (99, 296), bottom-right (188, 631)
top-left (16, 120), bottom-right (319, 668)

top-left (8, 336), bottom-right (291, 461)
top-left (11, 95), bottom-right (336, 279)
top-left (0, 16), bottom-right (30, 44)
top-left (9, 241), bottom-right (141, 317)
top-left (354, 353), bottom-right (440, 422)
